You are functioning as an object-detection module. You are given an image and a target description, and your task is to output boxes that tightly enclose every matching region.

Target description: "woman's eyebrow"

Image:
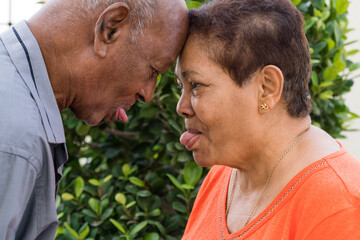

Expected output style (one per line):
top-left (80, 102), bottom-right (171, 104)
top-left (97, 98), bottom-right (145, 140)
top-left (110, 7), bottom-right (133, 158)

top-left (175, 70), bottom-right (202, 81)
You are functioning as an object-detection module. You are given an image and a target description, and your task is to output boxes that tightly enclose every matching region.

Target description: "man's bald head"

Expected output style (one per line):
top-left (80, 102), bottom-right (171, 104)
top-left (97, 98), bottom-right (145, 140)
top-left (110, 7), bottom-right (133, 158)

top-left (83, 0), bottom-right (157, 41)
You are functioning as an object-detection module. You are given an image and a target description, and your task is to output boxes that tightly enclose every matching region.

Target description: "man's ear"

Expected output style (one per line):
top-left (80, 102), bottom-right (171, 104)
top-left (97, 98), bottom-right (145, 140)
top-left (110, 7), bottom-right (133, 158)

top-left (94, 2), bottom-right (130, 58)
top-left (257, 65), bottom-right (284, 112)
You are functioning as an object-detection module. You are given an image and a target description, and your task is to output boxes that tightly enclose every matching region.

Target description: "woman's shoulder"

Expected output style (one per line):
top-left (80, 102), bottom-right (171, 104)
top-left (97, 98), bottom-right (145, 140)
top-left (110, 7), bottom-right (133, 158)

top-left (294, 145), bottom-right (360, 209)
top-left (322, 145), bottom-right (360, 202)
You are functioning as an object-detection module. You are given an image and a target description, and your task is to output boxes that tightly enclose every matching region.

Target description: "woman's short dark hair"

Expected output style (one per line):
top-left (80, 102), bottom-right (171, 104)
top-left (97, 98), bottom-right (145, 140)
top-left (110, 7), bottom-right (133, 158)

top-left (189, 0), bottom-right (312, 117)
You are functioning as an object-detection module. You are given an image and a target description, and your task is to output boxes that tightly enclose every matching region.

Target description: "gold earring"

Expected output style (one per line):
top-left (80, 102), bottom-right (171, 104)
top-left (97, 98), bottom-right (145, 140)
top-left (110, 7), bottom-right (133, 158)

top-left (260, 103), bottom-right (269, 110)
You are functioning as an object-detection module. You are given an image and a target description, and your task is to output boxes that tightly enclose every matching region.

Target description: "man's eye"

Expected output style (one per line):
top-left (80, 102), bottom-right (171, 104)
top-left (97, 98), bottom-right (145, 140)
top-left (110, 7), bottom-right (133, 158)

top-left (152, 69), bottom-right (159, 79)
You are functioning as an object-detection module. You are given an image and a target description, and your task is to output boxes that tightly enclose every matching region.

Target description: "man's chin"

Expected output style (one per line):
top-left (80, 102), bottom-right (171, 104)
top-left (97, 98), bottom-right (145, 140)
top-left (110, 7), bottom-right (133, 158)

top-left (82, 117), bottom-right (103, 126)
top-left (75, 114), bottom-right (102, 127)
top-left (70, 108), bottom-right (104, 126)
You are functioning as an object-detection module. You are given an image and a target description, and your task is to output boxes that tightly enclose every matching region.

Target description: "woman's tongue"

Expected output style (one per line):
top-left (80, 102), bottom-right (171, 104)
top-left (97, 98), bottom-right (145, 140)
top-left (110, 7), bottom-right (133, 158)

top-left (180, 131), bottom-right (200, 149)
top-left (117, 108), bottom-right (128, 122)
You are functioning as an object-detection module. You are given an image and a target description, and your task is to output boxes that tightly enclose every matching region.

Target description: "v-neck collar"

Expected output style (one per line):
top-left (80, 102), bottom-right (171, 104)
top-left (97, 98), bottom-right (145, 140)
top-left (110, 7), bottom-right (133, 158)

top-left (219, 143), bottom-right (346, 239)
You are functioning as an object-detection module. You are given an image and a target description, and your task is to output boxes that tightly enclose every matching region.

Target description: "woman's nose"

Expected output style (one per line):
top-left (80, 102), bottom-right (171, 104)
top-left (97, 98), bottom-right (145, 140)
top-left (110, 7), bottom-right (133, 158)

top-left (176, 92), bottom-right (193, 118)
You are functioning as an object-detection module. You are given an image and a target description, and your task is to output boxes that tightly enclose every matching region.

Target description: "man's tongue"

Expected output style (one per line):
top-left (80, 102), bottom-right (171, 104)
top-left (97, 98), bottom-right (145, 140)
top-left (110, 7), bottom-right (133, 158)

top-left (117, 108), bottom-right (128, 122)
top-left (180, 131), bottom-right (199, 146)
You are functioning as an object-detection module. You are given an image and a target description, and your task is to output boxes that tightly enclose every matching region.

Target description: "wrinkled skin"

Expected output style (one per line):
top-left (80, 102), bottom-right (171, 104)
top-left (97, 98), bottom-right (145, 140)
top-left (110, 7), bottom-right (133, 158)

top-left (28, 0), bottom-right (189, 125)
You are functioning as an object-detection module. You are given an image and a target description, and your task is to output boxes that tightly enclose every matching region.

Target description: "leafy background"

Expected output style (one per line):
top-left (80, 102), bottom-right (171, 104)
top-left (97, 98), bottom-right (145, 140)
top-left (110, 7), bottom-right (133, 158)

top-left (55, 0), bottom-right (359, 239)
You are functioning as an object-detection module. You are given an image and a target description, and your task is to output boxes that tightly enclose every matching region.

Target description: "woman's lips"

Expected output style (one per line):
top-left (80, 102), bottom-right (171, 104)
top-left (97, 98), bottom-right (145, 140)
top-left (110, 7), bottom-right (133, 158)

top-left (180, 131), bottom-right (201, 150)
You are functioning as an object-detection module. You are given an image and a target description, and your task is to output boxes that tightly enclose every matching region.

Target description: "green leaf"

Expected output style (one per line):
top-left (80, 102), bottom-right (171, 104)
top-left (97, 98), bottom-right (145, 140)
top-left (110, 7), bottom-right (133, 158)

top-left (130, 221), bottom-right (148, 235)
top-left (75, 122), bottom-right (91, 136)
top-left (110, 218), bottom-right (126, 234)
top-left (149, 209), bottom-right (161, 217)
top-left (115, 193), bottom-right (127, 205)
top-left (291, 0), bottom-right (301, 6)
top-left (347, 50), bottom-right (359, 56)
top-left (55, 226), bottom-right (64, 237)
top-left (88, 198), bottom-right (100, 214)
top-left (326, 39), bottom-right (335, 51)
top-left (305, 19), bottom-right (315, 33)
top-left (56, 195), bottom-right (61, 209)
top-left (312, 121), bottom-right (321, 128)
top-left (311, 59), bottom-right (320, 66)
top-left (177, 151), bottom-right (191, 162)
top-left (89, 179), bottom-right (100, 186)
top-left (137, 190), bottom-right (152, 197)
top-left (74, 177), bottom-right (84, 198)
top-left (323, 67), bottom-right (338, 81)
top-left (187, 1), bottom-right (202, 9)
top-left (349, 62), bottom-right (360, 72)
top-left (181, 184), bottom-right (194, 190)
top-left (168, 119), bottom-right (182, 134)
top-left (319, 81), bottom-right (333, 88)
top-left (321, 8), bottom-right (330, 20)
top-left (311, 72), bottom-right (319, 86)
top-left (129, 177), bottom-right (146, 187)
top-left (61, 193), bottom-right (74, 201)
top-left (148, 220), bottom-right (166, 234)
top-left (103, 174), bottom-right (113, 183)
top-left (335, 0), bottom-right (349, 15)
top-left (57, 212), bottom-right (64, 219)
top-left (100, 198), bottom-right (110, 214)
top-left (172, 201), bottom-right (187, 213)
top-left (101, 207), bottom-right (114, 220)
top-left (122, 163), bottom-right (131, 178)
top-left (183, 161), bottom-right (203, 186)
top-left (125, 201), bottom-right (136, 209)
top-left (82, 209), bottom-right (97, 219)
top-left (319, 90), bottom-right (334, 99)
top-left (312, 0), bottom-right (323, 9)
top-left (166, 174), bottom-right (185, 194)
top-left (334, 51), bottom-right (346, 72)
top-left (64, 222), bottom-right (79, 239)
top-left (79, 225), bottom-right (90, 239)
top-left (333, 21), bottom-right (341, 44)
top-left (145, 232), bottom-right (160, 240)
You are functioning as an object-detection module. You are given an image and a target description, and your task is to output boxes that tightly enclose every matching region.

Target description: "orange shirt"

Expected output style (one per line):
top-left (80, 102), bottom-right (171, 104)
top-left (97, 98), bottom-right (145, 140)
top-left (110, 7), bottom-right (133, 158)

top-left (182, 145), bottom-right (360, 240)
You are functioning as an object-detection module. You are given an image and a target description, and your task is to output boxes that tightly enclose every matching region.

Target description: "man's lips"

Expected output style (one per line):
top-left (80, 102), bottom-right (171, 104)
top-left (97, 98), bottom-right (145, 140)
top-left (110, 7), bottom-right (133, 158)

top-left (180, 130), bottom-right (201, 150)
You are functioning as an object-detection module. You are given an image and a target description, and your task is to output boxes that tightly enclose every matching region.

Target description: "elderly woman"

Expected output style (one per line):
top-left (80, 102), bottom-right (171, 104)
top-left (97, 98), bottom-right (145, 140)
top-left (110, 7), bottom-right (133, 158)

top-left (175, 0), bottom-right (360, 239)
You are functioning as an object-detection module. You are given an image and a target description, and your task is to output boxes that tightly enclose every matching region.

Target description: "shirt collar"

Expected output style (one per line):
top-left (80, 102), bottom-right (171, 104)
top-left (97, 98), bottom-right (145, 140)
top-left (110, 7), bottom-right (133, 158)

top-left (0, 20), bottom-right (66, 144)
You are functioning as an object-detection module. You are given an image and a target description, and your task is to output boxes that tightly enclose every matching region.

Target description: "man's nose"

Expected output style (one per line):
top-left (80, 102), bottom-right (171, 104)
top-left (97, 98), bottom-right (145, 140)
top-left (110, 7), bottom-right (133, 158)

top-left (136, 79), bottom-right (157, 103)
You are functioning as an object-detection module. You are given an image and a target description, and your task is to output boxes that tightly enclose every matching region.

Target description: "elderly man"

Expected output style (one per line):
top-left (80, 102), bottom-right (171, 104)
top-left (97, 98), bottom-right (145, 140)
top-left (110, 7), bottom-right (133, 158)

top-left (0, 0), bottom-right (188, 238)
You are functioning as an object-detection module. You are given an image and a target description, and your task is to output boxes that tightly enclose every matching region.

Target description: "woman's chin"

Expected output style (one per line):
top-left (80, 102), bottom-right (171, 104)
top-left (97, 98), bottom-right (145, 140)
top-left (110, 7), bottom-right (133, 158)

top-left (193, 151), bottom-right (214, 168)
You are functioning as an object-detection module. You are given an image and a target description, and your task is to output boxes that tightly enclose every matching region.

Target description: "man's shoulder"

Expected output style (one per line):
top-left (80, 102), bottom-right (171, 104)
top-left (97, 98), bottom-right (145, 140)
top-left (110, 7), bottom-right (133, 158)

top-left (0, 63), bottom-right (47, 164)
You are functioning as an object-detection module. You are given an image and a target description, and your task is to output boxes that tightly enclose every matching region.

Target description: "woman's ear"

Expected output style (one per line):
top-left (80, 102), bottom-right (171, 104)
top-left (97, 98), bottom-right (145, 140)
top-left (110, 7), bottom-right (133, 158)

top-left (257, 65), bottom-right (284, 113)
top-left (94, 2), bottom-right (130, 58)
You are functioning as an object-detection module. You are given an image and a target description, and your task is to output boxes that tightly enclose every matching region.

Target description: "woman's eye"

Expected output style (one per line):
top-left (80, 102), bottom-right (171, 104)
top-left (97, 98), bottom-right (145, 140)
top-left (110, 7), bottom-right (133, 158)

top-left (191, 82), bottom-right (202, 90)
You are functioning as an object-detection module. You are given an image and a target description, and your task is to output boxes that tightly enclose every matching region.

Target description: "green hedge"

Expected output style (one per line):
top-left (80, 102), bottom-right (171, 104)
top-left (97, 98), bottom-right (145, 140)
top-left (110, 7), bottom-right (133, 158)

top-left (55, 0), bottom-right (359, 239)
